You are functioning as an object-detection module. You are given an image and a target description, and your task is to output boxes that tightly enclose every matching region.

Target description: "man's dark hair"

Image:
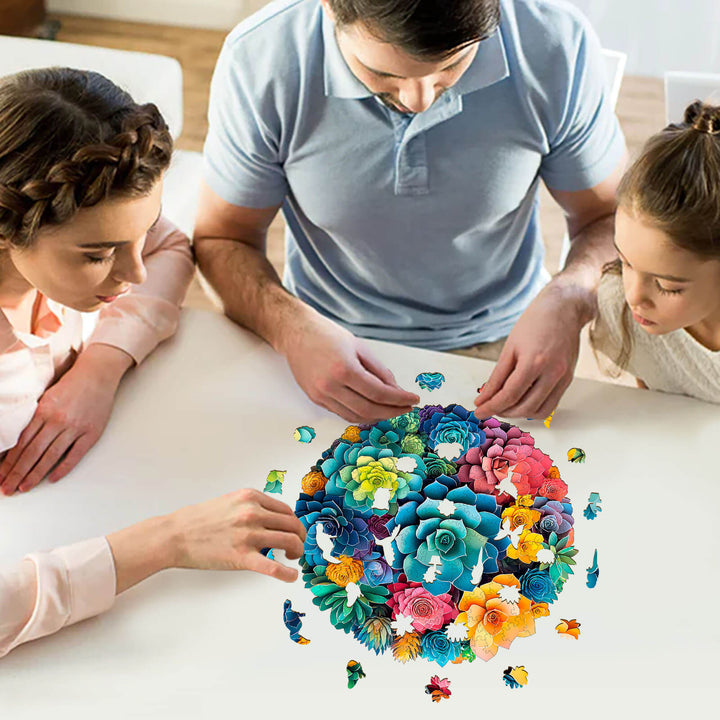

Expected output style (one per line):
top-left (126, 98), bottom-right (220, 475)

top-left (327, 0), bottom-right (501, 59)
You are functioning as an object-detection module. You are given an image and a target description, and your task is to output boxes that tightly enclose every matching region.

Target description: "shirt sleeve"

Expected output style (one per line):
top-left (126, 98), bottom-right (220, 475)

top-left (0, 537), bottom-right (116, 658)
top-left (87, 216), bottom-right (195, 365)
top-left (539, 14), bottom-right (626, 192)
top-left (202, 38), bottom-right (289, 209)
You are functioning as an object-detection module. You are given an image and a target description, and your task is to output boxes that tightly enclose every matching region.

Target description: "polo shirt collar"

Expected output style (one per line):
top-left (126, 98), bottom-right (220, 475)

top-left (451, 29), bottom-right (509, 97)
top-left (323, 10), bottom-right (372, 99)
top-left (322, 9), bottom-right (509, 101)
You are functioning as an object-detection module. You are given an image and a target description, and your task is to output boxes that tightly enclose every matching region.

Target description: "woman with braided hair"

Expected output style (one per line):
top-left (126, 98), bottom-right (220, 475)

top-left (0, 67), bottom-right (194, 488)
top-left (0, 69), bottom-right (306, 657)
top-left (590, 101), bottom-right (720, 402)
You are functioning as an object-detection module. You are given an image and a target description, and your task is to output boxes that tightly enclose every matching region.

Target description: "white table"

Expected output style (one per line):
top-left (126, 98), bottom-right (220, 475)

top-left (0, 309), bottom-right (717, 718)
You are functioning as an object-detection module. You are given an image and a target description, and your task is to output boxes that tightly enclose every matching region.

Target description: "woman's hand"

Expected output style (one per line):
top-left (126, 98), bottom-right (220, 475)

top-left (0, 344), bottom-right (133, 495)
top-left (107, 489), bottom-right (308, 592)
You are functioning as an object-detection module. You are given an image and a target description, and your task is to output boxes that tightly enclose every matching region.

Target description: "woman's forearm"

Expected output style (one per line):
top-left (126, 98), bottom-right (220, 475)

top-left (106, 514), bottom-right (178, 594)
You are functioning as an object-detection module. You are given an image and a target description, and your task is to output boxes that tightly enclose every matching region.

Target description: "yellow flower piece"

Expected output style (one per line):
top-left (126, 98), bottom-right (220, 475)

top-left (530, 602), bottom-right (550, 619)
top-left (501, 505), bottom-right (541, 531)
top-left (301, 469), bottom-right (327, 495)
top-left (516, 495), bottom-right (534, 508)
top-left (353, 458), bottom-right (398, 502)
top-left (505, 531), bottom-right (544, 564)
top-left (325, 555), bottom-right (364, 587)
top-left (341, 425), bottom-right (362, 443)
top-left (548, 465), bottom-right (561, 479)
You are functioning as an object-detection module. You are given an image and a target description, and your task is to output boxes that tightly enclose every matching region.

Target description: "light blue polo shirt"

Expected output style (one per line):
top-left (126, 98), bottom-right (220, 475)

top-left (203, 0), bottom-right (626, 350)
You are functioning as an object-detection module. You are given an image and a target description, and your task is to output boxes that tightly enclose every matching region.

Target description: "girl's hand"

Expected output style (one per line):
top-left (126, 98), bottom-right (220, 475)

top-left (107, 489), bottom-right (308, 592)
top-left (0, 344), bottom-right (133, 495)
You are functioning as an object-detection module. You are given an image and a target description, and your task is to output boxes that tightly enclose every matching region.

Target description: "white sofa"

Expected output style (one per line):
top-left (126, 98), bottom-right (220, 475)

top-left (0, 34), bottom-right (204, 239)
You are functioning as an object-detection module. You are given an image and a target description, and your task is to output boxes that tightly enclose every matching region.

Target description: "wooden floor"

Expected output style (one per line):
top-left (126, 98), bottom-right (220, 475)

top-left (50, 13), bottom-right (665, 383)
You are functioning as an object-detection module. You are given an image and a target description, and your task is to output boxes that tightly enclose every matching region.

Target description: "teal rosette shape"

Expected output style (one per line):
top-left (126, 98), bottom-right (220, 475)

top-left (419, 404), bottom-right (486, 455)
top-left (304, 564), bottom-right (390, 633)
top-left (421, 630), bottom-right (461, 666)
top-left (322, 444), bottom-right (426, 516)
top-left (387, 475), bottom-right (509, 594)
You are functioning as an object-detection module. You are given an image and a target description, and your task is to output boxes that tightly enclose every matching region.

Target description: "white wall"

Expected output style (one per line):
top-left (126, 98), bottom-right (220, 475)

top-left (49, 0), bottom-right (720, 78)
top-left (567, 0), bottom-right (720, 77)
top-left (47, 0), bottom-right (264, 31)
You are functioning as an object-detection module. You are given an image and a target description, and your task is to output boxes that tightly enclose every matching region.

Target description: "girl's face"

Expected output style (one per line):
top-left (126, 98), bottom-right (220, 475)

top-left (3, 182), bottom-right (162, 313)
top-left (615, 207), bottom-right (720, 338)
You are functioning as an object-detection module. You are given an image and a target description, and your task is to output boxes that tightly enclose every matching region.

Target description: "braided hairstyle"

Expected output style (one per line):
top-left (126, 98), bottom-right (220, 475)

top-left (0, 67), bottom-right (172, 249)
top-left (590, 100), bottom-right (720, 372)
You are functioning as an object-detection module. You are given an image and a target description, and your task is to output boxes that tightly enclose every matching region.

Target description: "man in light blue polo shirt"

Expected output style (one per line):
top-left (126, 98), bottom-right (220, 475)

top-left (195, 0), bottom-right (627, 422)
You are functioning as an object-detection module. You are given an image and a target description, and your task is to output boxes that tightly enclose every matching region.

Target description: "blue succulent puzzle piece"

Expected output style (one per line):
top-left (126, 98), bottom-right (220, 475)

top-left (283, 599), bottom-right (309, 643)
top-left (415, 372), bottom-right (445, 391)
top-left (583, 492), bottom-right (602, 520)
top-left (586, 549), bottom-right (599, 588)
top-left (294, 426), bottom-right (316, 443)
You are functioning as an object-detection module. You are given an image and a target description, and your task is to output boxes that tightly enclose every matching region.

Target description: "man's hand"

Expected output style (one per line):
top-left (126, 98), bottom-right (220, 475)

top-left (0, 344), bottom-right (133, 495)
top-left (279, 306), bottom-right (419, 423)
top-left (473, 279), bottom-right (595, 419)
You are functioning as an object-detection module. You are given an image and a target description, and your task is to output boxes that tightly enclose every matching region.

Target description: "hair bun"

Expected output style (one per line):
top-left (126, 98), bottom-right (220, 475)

top-left (685, 100), bottom-right (720, 135)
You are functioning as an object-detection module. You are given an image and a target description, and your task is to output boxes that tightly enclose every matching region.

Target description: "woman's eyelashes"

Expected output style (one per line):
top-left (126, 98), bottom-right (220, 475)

top-left (83, 250), bottom-right (115, 264)
top-left (655, 281), bottom-right (684, 295)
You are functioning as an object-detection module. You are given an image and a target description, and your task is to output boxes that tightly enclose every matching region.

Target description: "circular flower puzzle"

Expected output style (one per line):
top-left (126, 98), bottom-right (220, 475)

top-left (294, 404), bottom-right (577, 666)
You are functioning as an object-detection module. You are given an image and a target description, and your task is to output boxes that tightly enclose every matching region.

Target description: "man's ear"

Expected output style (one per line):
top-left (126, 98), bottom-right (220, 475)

top-left (319, 0), bottom-right (335, 23)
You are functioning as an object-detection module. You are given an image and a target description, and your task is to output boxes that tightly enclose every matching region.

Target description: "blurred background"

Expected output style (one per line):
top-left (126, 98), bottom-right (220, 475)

top-left (2, 0), bottom-right (719, 383)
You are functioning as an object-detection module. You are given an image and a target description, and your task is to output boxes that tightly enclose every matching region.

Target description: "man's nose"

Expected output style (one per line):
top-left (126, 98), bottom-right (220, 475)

top-left (398, 79), bottom-right (436, 113)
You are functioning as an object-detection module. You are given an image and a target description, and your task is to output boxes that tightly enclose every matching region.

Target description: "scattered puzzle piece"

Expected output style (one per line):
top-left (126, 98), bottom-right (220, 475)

top-left (567, 447), bottom-right (586, 463)
top-left (260, 547), bottom-right (275, 560)
top-left (346, 660), bottom-right (366, 689)
top-left (293, 426), bottom-right (316, 443)
top-left (263, 470), bottom-right (287, 493)
top-left (425, 675), bottom-right (452, 702)
top-left (543, 411), bottom-right (555, 428)
top-left (556, 618), bottom-right (581, 639)
top-left (283, 600), bottom-right (310, 644)
top-left (415, 372), bottom-right (445, 391)
top-left (586, 550), bottom-right (599, 588)
top-left (583, 492), bottom-right (602, 520)
top-left (502, 665), bottom-right (529, 688)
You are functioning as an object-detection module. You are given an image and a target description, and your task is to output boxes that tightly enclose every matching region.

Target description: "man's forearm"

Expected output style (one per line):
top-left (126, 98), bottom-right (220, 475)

top-left (552, 213), bottom-right (617, 325)
top-left (195, 239), bottom-right (306, 353)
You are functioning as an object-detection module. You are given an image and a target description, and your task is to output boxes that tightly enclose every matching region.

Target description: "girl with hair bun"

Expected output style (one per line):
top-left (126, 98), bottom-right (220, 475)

top-left (0, 69), bottom-right (306, 659)
top-left (0, 67), bottom-right (194, 492)
top-left (591, 101), bottom-right (720, 403)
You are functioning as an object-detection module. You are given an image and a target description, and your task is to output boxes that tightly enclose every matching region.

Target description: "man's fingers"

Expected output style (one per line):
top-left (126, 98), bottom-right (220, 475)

top-left (47, 436), bottom-right (94, 484)
top-left (244, 553), bottom-right (298, 583)
top-left (357, 349), bottom-right (406, 392)
top-left (474, 347), bottom-right (517, 414)
top-left (351, 355), bottom-right (419, 408)
top-left (534, 378), bottom-right (570, 421)
top-left (0, 424), bottom-right (65, 495)
top-left (320, 396), bottom-right (366, 424)
top-left (334, 385), bottom-right (413, 423)
top-left (18, 430), bottom-right (76, 493)
top-left (474, 361), bottom-right (538, 417)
